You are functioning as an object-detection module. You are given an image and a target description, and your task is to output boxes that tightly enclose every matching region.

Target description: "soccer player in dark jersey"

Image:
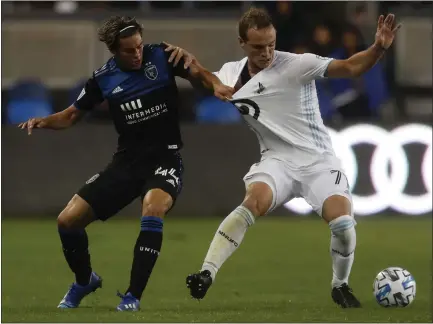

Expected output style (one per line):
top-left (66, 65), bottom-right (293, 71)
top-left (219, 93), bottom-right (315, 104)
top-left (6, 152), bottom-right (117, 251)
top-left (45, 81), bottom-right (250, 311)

top-left (18, 16), bottom-right (234, 312)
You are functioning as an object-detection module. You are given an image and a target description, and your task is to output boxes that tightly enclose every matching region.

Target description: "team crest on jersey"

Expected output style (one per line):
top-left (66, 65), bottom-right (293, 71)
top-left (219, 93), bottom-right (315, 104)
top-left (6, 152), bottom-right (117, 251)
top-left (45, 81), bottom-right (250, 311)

top-left (144, 64), bottom-right (158, 80)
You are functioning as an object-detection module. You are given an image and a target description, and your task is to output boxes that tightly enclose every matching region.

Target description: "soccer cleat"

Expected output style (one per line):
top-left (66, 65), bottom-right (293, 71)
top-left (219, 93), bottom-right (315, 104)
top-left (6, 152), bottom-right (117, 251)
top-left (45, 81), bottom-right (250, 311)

top-left (57, 272), bottom-right (102, 308)
top-left (186, 270), bottom-right (213, 300)
top-left (332, 283), bottom-right (362, 308)
top-left (116, 292), bottom-right (140, 312)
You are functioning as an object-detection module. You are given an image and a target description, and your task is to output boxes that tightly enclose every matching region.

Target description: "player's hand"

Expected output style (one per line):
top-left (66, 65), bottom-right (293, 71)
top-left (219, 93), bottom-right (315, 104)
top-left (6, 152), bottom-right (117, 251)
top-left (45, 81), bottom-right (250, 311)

top-left (213, 83), bottom-right (235, 101)
top-left (18, 117), bottom-right (47, 135)
top-left (375, 14), bottom-right (401, 50)
top-left (163, 41), bottom-right (196, 69)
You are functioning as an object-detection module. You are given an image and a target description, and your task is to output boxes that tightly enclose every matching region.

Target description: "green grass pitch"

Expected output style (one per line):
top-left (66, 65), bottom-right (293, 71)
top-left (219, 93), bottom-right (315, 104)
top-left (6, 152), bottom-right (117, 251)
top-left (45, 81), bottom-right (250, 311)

top-left (1, 216), bottom-right (432, 322)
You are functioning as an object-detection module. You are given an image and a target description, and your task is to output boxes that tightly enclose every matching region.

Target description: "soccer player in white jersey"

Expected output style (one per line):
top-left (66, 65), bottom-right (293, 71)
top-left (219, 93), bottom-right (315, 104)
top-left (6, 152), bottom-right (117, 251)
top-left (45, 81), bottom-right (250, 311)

top-left (175, 8), bottom-right (400, 308)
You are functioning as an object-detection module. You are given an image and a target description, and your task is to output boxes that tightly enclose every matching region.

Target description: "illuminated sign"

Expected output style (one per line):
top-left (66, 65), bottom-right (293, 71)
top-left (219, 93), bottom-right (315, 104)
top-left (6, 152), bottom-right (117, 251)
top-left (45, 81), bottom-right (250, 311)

top-left (284, 124), bottom-right (432, 216)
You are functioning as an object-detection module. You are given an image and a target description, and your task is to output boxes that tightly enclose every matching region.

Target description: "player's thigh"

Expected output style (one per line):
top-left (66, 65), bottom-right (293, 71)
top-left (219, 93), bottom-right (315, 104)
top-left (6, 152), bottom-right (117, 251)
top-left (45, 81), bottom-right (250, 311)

top-left (301, 168), bottom-right (353, 221)
top-left (57, 194), bottom-right (96, 230)
top-left (243, 157), bottom-right (295, 216)
top-left (77, 161), bottom-right (142, 221)
top-left (141, 151), bottom-right (184, 217)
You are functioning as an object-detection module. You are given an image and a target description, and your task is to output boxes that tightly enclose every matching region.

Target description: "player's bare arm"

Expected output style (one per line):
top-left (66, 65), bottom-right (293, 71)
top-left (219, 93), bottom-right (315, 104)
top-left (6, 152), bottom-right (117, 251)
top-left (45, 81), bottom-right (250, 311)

top-left (326, 14), bottom-right (401, 78)
top-left (17, 105), bottom-right (85, 135)
top-left (18, 71), bottom-right (103, 135)
top-left (163, 42), bottom-right (234, 100)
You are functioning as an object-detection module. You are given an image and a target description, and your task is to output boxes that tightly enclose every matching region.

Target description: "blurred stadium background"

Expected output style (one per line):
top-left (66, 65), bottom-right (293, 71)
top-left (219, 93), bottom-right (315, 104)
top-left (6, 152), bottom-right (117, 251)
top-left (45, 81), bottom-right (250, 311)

top-left (1, 1), bottom-right (432, 322)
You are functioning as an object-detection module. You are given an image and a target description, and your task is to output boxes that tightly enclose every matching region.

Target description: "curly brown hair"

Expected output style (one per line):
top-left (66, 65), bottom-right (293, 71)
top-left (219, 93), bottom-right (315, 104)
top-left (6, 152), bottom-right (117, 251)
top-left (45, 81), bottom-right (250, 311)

top-left (238, 7), bottom-right (273, 41)
top-left (97, 16), bottom-right (143, 52)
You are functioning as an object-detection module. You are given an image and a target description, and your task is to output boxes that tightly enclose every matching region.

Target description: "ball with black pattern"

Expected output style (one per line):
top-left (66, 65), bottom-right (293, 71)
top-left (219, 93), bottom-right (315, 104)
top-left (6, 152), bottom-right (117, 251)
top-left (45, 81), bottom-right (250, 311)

top-left (373, 267), bottom-right (416, 307)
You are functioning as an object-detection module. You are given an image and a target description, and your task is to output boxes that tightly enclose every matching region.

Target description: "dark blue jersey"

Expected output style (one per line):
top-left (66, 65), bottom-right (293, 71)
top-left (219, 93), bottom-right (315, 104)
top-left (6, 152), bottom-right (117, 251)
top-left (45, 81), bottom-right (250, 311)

top-left (74, 43), bottom-right (189, 153)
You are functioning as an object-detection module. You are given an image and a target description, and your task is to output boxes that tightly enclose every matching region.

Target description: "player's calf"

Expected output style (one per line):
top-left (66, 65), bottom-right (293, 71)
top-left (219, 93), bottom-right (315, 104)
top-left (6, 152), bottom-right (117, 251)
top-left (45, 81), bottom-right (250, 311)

top-left (187, 204), bottom-right (256, 299)
top-left (187, 181), bottom-right (272, 299)
top-left (322, 195), bottom-right (360, 308)
top-left (57, 195), bottom-right (96, 287)
top-left (57, 195), bottom-right (101, 308)
top-left (119, 189), bottom-right (172, 311)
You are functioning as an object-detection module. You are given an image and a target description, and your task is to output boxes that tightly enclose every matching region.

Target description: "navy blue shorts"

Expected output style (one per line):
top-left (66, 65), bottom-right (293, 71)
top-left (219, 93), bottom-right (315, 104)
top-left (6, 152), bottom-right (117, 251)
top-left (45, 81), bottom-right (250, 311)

top-left (77, 150), bottom-right (183, 221)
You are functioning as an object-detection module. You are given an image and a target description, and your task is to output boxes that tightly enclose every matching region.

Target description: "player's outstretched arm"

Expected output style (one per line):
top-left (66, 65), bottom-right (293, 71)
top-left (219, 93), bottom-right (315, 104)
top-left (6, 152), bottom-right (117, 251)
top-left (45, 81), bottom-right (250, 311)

top-left (17, 74), bottom-right (103, 135)
top-left (188, 60), bottom-right (235, 101)
top-left (17, 105), bottom-right (85, 135)
top-left (326, 14), bottom-right (401, 78)
top-left (163, 42), bottom-right (234, 100)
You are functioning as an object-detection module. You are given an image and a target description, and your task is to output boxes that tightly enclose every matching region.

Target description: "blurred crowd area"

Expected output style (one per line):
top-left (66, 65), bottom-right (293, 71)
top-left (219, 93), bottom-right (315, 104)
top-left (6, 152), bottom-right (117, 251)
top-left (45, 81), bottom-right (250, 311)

top-left (2, 1), bottom-right (432, 126)
top-left (4, 0), bottom-right (431, 14)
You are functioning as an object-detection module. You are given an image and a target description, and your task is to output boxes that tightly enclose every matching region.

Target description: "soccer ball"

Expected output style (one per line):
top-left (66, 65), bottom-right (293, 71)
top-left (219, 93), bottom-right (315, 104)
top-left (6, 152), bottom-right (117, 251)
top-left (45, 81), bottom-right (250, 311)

top-left (373, 267), bottom-right (416, 307)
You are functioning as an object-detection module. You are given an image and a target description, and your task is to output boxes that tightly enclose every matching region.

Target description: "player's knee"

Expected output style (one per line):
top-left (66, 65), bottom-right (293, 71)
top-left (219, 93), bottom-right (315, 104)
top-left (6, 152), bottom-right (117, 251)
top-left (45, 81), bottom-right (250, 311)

top-left (242, 195), bottom-right (269, 217)
top-left (242, 181), bottom-right (273, 217)
top-left (142, 203), bottom-right (168, 218)
top-left (242, 182), bottom-right (273, 217)
top-left (57, 210), bottom-right (83, 230)
top-left (57, 195), bottom-right (94, 230)
top-left (142, 189), bottom-right (173, 217)
top-left (322, 195), bottom-right (352, 223)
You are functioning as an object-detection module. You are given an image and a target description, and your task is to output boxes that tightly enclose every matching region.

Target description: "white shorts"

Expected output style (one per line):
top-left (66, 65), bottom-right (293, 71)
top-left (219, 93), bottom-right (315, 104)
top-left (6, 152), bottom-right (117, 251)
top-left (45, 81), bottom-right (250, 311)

top-left (243, 156), bottom-right (353, 217)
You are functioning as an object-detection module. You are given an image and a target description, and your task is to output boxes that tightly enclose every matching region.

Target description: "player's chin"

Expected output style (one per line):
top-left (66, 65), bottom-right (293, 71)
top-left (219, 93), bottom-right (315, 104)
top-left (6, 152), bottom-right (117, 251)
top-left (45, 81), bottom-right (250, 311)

top-left (131, 60), bottom-right (142, 70)
top-left (257, 60), bottom-right (271, 69)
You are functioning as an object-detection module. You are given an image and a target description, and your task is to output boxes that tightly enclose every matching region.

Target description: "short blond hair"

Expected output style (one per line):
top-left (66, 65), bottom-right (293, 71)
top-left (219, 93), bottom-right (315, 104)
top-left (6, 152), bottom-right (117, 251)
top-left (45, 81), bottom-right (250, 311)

top-left (238, 7), bottom-right (273, 41)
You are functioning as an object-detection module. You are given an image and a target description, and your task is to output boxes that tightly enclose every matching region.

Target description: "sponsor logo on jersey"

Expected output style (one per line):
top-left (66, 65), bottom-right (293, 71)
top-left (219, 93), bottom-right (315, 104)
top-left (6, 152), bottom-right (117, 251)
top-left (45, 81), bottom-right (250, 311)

top-left (120, 99), bottom-right (168, 125)
top-left (120, 99), bottom-right (142, 112)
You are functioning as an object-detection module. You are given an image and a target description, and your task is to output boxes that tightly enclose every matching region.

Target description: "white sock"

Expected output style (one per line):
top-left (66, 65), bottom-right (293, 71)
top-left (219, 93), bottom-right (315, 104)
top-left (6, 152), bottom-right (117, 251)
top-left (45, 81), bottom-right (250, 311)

top-left (329, 215), bottom-right (356, 288)
top-left (201, 206), bottom-right (255, 281)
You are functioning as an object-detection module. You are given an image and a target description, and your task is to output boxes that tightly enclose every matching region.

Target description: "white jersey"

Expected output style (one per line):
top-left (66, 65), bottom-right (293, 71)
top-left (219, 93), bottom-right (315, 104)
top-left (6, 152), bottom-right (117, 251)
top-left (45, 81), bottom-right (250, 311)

top-left (215, 51), bottom-right (340, 171)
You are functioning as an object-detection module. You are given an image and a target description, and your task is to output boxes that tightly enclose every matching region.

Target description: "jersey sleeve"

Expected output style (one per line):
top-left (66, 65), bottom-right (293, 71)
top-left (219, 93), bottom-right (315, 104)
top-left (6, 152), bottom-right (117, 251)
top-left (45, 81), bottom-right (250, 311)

top-left (213, 69), bottom-right (222, 83)
top-left (73, 76), bottom-right (104, 111)
top-left (160, 43), bottom-right (190, 79)
top-left (212, 62), bottom-right (232, 85)
top-left (298, 53), bottom-right (334, 84)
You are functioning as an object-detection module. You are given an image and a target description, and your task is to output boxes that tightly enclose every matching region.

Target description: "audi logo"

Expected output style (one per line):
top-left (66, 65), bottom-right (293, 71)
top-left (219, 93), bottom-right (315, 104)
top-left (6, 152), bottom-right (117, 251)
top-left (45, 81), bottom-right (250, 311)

top-left (284, 124), bottom-right (432, 216)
